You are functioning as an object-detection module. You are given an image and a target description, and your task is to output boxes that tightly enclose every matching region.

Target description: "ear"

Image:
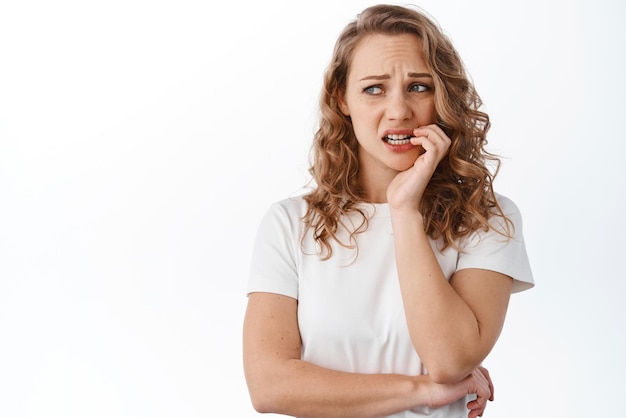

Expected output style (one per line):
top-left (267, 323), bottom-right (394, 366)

top-left (337, 90), bottom-right (350, 116)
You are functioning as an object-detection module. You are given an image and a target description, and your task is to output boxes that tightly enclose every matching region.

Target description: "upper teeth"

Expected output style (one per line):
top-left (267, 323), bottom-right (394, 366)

top-left (386, 134), bottom-right (412, 140)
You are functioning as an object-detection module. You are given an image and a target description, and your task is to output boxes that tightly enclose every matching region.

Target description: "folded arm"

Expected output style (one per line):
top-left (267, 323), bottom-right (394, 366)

top-left (243, 292), bottom-right (493, 418)
top-left (390, 210), bottom-right (513, 384)
top-left (386, 125), bottom-right (514, 384)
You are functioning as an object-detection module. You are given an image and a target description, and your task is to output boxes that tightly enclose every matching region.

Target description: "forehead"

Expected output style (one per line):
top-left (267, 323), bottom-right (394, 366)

top-left (348, 33), bottom-right (427, 77)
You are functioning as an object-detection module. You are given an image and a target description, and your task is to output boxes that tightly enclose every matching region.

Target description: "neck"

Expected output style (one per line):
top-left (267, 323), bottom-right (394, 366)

top-left (358, 166), bottom-right (397, 204)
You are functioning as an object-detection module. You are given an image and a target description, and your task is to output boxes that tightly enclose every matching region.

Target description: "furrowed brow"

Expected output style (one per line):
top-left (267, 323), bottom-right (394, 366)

top-left (359, 73), bottom-right (433, 81)
top-left (359, 74), bottom-right (391, 81)
top-left (408, 72), bottom-right (433, 78)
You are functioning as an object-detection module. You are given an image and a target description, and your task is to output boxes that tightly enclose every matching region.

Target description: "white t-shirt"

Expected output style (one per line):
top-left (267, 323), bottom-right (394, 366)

top-left (247, 194), bottom-right (534, 418)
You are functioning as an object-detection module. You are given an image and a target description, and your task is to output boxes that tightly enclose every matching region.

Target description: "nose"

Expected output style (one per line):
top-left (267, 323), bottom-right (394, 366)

top-left (386, 92), bottom-right (412, 121)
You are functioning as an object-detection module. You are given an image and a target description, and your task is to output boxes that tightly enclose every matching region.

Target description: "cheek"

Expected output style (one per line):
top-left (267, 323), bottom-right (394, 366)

top-left (422, 100), bottom-right (437, 123)
top-left (350, 102), bottom-right (377, 124)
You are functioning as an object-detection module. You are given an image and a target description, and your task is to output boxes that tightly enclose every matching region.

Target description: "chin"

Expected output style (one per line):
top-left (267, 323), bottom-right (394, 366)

top-left (389, 163), bottom-right (413, 172)
top-left (388, 155), bottom-right (418, 172)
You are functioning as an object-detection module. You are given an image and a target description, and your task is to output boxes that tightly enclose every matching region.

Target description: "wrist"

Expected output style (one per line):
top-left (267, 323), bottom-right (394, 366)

top-left (387, 197), bottom-right (422, 215)
top-left (390, 207), bottom-right (425, 228)
top-left (423, 377), bottom-right (466, 410)
top-left (404, 375), bottom-right (435, 410)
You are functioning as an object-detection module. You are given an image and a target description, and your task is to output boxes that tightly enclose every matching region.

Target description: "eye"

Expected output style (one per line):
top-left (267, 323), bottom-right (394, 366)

top-left (409, 83), bottom-right (430, 93)
top-left (364, 85), bottom-right (383, 95)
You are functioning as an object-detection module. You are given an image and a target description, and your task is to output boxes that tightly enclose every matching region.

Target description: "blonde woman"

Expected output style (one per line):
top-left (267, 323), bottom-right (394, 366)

top-left (243, 4), bottom-right (534, 417)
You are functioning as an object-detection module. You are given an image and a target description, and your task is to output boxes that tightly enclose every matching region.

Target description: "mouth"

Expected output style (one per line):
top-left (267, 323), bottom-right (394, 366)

top-left (383, 134), bottom-right (414, 145)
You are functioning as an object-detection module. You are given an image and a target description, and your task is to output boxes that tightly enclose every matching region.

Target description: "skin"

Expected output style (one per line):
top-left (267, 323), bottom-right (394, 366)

top-left (243, 33), bottom-right (512, 417)
top-left (340, 33), bottom-right (513, 384)
top-left (338, 33), bottom-right (438, 203)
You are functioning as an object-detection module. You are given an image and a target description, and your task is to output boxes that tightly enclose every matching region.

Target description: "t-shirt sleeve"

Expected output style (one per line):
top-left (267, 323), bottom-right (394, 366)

top-left (247, 202), bottom-right (299, 299)
top-left (457, 195), bottom-right (534, 293)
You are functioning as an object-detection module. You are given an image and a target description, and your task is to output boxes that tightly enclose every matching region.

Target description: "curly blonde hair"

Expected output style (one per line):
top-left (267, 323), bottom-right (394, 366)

top-left (303, 4), bottom-right (510, 258)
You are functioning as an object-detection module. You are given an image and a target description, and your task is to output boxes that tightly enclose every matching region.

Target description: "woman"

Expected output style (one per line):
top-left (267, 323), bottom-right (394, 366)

top-left (243, 4), bottom-right (534, 418)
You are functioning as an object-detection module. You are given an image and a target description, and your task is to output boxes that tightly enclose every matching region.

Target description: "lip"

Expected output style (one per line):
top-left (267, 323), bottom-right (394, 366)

top-left (383, 141), bottom-right (416, 153)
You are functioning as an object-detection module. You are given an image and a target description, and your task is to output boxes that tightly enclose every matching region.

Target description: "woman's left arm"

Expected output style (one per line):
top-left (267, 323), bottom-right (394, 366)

top-left (387, 125), bottom-right (514, 385)
top-left (391, 209), bottom-right (513, 385)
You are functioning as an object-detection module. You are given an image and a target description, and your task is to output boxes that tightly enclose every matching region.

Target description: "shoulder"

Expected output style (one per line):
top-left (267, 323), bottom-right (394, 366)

top-left (265, 194), bottom-right (308, 224)
top-left (248, 196), bottom-right (308, 299)
top-left (459, 192), bottom-right (525, 251)
top-left (254, 194), bottom-right (309, 238)
top-left (492, 193), bottom-right (525, 236)
top-left (494, 193), bottom-right (522, 219)
top-left (274, 194), bottom-right (308, 213)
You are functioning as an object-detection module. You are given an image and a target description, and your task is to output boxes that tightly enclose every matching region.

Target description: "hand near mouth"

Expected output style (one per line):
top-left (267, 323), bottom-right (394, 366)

top-left (386, 124), bottom-right (451, 214)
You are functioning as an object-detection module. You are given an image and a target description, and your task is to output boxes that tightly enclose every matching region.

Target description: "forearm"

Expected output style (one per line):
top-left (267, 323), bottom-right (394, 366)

top-left (246, 358), bottom-right (432, 418)
top-left (390, 209), bottom-right (486, 382)
top-left (244, 292), bottom-right (438, 417)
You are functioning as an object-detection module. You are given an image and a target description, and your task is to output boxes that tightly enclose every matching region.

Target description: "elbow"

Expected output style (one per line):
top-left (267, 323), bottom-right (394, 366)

top-left (244, 359), bottom-right (299, 414)
top-left (249, 395), bottom-right (272, 414)
top-left (422, 349), bottom-right (487, 384)
top-left (247, 379), bottom-right (287, 414)
top-left (428, 369), bottom-right (464, 385)
top-left (248, 387), bottom-right (276, 414)
top-left (425, 362), bottom-right (475, 385)
top-left (244, 359), bottom-right (287, 413)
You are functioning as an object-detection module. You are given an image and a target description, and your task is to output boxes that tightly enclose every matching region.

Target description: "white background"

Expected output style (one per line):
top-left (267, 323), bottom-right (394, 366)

top-left (1, 0), bottom-right (624, 417)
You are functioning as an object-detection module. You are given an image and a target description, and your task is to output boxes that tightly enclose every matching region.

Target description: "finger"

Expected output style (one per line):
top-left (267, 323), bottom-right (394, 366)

top-left (408, 136), bottom-right (437, 167)
top-left (413, 125), bottom-right (451, 147)
top-left (430, 122), bottom-right (449, 138)
top-left (409, 134), bottom-right (427, 147)
top-left (411, 128), bottom-right (450, 163)
top-left (467, 397), bottom-right (487, 418)
top-left (466, 401), bottom-right (486, 418)
top-left (478, 366), bottom-right (494, 401)
top-left (471, 371), bottom-right (491, 407)
top-left (411, 129), bottom-right (438, 149)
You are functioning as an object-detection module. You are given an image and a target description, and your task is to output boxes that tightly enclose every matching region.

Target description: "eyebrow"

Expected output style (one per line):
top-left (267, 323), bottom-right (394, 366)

top-left (359, 72), bottom-right (433, 81)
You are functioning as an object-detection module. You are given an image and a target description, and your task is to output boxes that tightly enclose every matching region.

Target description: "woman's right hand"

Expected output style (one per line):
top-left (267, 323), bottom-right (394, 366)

top-left (426, 366), bottom-right (494, 418)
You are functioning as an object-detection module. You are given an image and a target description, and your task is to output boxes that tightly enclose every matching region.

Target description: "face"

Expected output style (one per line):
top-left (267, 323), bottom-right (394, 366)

top-left (339, 33), bottom-right (437, 181)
